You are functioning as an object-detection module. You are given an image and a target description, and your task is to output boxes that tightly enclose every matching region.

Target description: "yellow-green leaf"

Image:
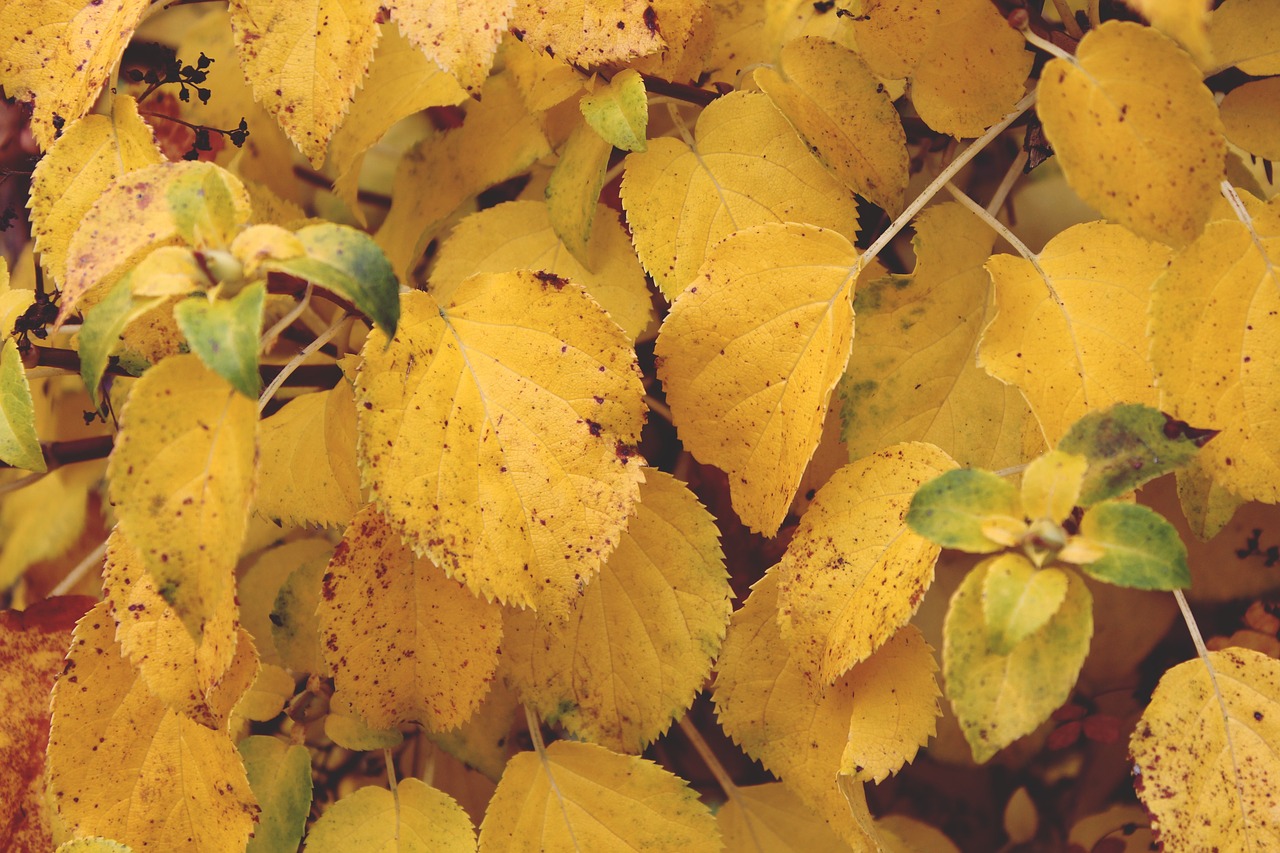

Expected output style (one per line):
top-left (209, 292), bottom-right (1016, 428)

top-left (319, 504), bottom-right (502, 730)
top-left (504, 471), bottom-right (730, 752)
top-left (47, 602), bottom-right (258, 851)
top-left (655, 223), bottom-right (858, 535)
top-left (0, 469), bottom-right (90, 589)
top-left (167, 162), bottom-right (255, 250)
top-left (906, 467), bottom-right (1021, 554)
top-left (107, 354), bottom-right (257, 639)
top-left (1219, 77), bottom-right (1280, 162)
top-left (508, 0), bottom-right (665, 66)
top-left (356, 280), bottom-right (645, 614)
top-left (981, 222), bottom-right (1172, 445)
top-left (239, 736), bottom-right (312, 853)
top-left (1130, 647), bottom-right (1280, 850)
top-left (477, 741), bottom-right (719, 852)
top-left (238, 538), bottom-right (334, 667)
top-left (580, 68), bottom-right (648, 152)
top-left (173, 282), bottom-right (266, 399)
top-left (944, 556), bottom-right (1092, 762)
top-left (234, 662), bottom-right (295, 723)
top-left (545, 118), bottom-right (613, 262)
top-left (270, 546), bottom-right (328, 675)
top-left (1036, 21), bottom-right (1225, 246)
top-left (620, 92), bottom-right (859, 299)
top-left (981, 554), bottom-right (1068, 654)
top-left (754, 36), bottom-right (907, 213)
top-left (388, 0), bottom-right (508, 91)
top-left (1209, 0), bottom-right (1280, 75)
top-left (307, 778), bottom-right (477, 853)
top-left (325, 690), bottom-right (405, 751)
top-left (1020, 449), bottom-right (1087, 523)
top-left (1075, 501), bottom-right (1190, 590)
top-left (0, 339), bottom-right (45, 473)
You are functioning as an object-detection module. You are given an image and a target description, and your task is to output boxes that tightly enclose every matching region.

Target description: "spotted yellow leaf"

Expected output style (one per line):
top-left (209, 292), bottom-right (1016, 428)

top-left (319, 504), bottom-right (502, 730)
top-left (389, 0), bottom-right (509, 91)
top-left (477, 741), bottom-right (719, 852)
top-left (107, 354), bottom-right (257, 640)
top-left (308, 778), bottom-right (477, 852)
top-left (1036, 21), bottom-right (1225, 246)
top-left (47, 602), bottom-right (258, 851)
top-left (504, 471), bottom-right (730, 752)
top-left (509, 0), bottom-right (665, 66)
top-left (238, 538), bottom-right (334, 668)
top-left (981, 222), bottom-right (1172, 446)
top-left (655, 223), bottom-right (859, 535)
top-left (621, 92), bottom-right (859, 299)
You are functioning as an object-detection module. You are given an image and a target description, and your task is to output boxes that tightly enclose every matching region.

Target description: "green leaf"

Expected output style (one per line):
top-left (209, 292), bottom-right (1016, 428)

top-left (579, 69), bottom-right (648, 152)
top-left (1075, 500), bottom-right (1190, 590)
top-left (905, 468), bottom-right (1021, 552)
top-left (1058, 403), bottom-right (1212, 505)
top-left (306, 778), bottom-right (476, 852)
top-left (239, 735), bottom-right (312, 853)
top-left (173, 281), bottom-right (265, 399)
top-left (55, 839), bottom-right (135, 853)
top-left (78, 275), bottom-right (137, 407)
top-left (266, 223), bottom-right (400, 338)
top-left (166, 161), bottom-right (251, 249)
top-left (0, 338), bottom-right (45, 472)
top-left (982, 554), bottom-right (1069, 654)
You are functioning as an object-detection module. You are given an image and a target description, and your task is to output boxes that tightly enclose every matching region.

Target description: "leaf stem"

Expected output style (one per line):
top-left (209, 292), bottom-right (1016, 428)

top-left (1220, 179), bottom-right (1279, 293)
top-left (944, 181), bottom-right (1036, 263)
top-left (1049, 0), bottom-right (1084, 39)
top-left (643, 394), bottom-right (673, 424)
top-left (257, 314), bottom-right (349, 414)
top-left (676, 715), bottom-right (738, 797)
top-left (0, 470), bottom-right (46, 495)
top-left (524, 704), bottom-right (583, 852)
top-left (50, 539), bottom-right (108, 597)
top-left (987, 149), bottom-right (1029, 217)
top-left (640, 74), bottom-right (719, 107)
top-left (261, 282), bottom-right (312, 353)
top-left (1022, 25), bottom-right (1078, 63)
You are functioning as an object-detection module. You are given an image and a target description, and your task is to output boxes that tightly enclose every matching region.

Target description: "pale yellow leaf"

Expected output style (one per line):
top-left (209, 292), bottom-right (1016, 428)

top-left (1176, 455), bottom-right (1246, 541)
top-left (389, 0), bottom-right (509, 91)
top-left (655, 223), bottom-right (859, 535)
top-left (1219, 76), bottom-right (1280, 162)
top-left (776, 442), bottom-right (954, 689)
top-left (477, 741), bottom-right (720, 852)
top-left (304, 777), bottom-right (478, 852)
top-left (28, 96), bottom-right (161, 289)
top-left (755, 36), bottom-right (908, 213)
top-left (1209, 0), bottom-right (1280, 75)
top-left (579, 68), bottom-right (647, 151)
top-left (270, 545), bottom-right (328, 674)
top-left (1020, 449), bottom-right (1087, 523)
top-left (628, 0), bottom-right (711, 81)
top-left (544, 118), bottom-right (613, 263)
top-left (1123, 0), bottom-right (1212, 65)
top-left (504, 471), bottom-right (730, 752)
top-left (621, 91), bottom-right (859, 299)
top-left (1131, 647), bottom-right (1280, 850)
top-left (429, 200), bottom-right (656, 342)
top-left (357, 280), bottom-right (645, 615)
top-left (0, 469), bottom-right (89, 588)
top-left (1036, 21), bottom-right (1225, 246)
top-left (320, 504), bottom-right (502, 730)
top-left (107, 354), bottom-right (257, 640)
top-left (716, 782), bottom-right (857, 853)
top-left (981, 221), bottom-right (1172, 446)
top-left (233, 662), bottom-right (295, 723)
top-left (839, 202), bottom-right (1038, 471)
top-left (47, 602), bottom-right (258, 851)
top-left (0, 0), bottom-right (148, 148)
top-left (228, 0), bottom-right (381, 166)
top-left (507, 39), bottom-right (587, 112)
top-left (1149, 197), bottom-right (1280, 502)
top-left (509, 0), bottom-right (665, 66)
top-left (256, 381), bottom-right (362, 527)
top-left (238, 538), bottom-right (334, 667)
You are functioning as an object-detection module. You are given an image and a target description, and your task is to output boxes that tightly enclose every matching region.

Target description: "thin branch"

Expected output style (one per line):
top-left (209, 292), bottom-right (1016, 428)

top-left (26, 346), bottom-right (342, 388)
top-left (944, 181), bottom-right (1037, 263)
top-left (261, 282), bottom-right (313, 353)
top-left (1049, 0), bottom-right (1084, 39)
top-left (676, 715), bottom-right (738, 797)
top-left (987, 148), bottom-right (1029, 218)
top-left (258, 315), bottom-right (350, 414)
top-left (0, 435), bottom-right (117, 472)
top-left (0, 470), bottom-right (47, 495)
top-left (292, 165), bottom-right (392, 209)
top-left (50, 540), bottom-right (108, 597)
top-left (639, 74), bottom-right (720, 107)
top-left (1021, 25), bottom-right (1079, 63)
top-left (643, 394), bottom-right (672, 424)
top-left (524, 704), bottom-right (583, 851)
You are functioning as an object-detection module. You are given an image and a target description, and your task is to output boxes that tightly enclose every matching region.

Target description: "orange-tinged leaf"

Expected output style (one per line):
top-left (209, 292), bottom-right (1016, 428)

top-left (754, 36), bottom-right (907, 213)
top-left (107, 354), bottom-right (257, 640)
top-left (1131, 647), bottom-right (1280, 850)
top-left (477, 741), bottom-right (720, 852)
top-left (389, 0), bottom-right (509, 91)
top-left (1149, 198), bottom-right (1280, 502)
top-left (1219, 77), bottom-right (1280, 162)
top-left (307, 778), bottom-right (477, 852)
top-left (357, 280), bottom-right (645, 615)
top-left (0, 595), bottom-right (94, 850)
top-left (228, 0), bottom-right (380, 166)
top-left (0, 0), bottom-right (148, 148)
top-left (504, 471), bottom-right (730, 752)
top-left (1036, 21), bottom-right (1225, 246)
top-left (621, 92), bottom-right (859, 299)
top-left (508, 0), bottom-right (665, 66)
top-left (28, 96), bottom-right (161, 290)
top-left (1209, 0), bottom-right (1280, 75)
top-left (655, 223), bottom-right (859, 535)
top-left (776, 442), bottom-right (955, 690)
top-left (47, 602), bottom-right (258, 851)
top-left (981, 222), bottom-right (1172, 446)
top-left (319, 504), bottom-right (502, 731)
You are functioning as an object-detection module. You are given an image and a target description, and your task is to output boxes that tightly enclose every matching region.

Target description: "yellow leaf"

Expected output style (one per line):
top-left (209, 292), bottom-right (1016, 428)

top-left (1219, 76), bottom-right (1280, 161)
top-left (0, 339), bottom-right (45, 473)
top-left (776, 442), bottom-right (955, 689)
top-left (238, 538), bottom-right (333, 667)
top-left (508, 0), bottom-right (666, 66)
top-left (1020, 449), bottom-right (1087, 523)
top-left (308, 778), bottom-right (477, 852)
top-left (0, 469), bottom-right (89, 588)
top-left (233, 662), bottom-right (296, 723)
top-left (839, 203), bottom-right (1039, 470)
top-left (430, 200), bottom-right (656, 342)
top-left (628, 0), bottom-right (711, 81)
top-left (620, 92), bottom-right (859, 299)
top-left (389, 0), bottom-right (509, 91)
top-left (504, 471), bottom-right (730, 752)
top-left (851, 0), bottom-right (1032, 137)
top-left (228, 0), bottom-right (381, 166)
top-left (877, 814), bottom-right (961, 853)
top-left (0, 257), bottom-right (33, 336)
top-left (1176, 455), bottom-right (1246, 541)
top-left (579, 68), bottom-right (648, 152)
top-left (357, 281), bottom-right (645, 614)
top-left (944, 556), bottom-right (1093, 762)
top-left (1150, 198), bottom-right (1280, 502)
top-left (1036, 21), bottom-right (1225, 246)
top-left (655, 223), bottom-right (859, 535)
top-left (476, 741), bottom-right (720, 852)
top-left (1209, 0), bottom-right (1280, 75)
top-left (544, 120), bottom-right (612, 264)
top-left (256, 382), bottom-right (362, 527)
top-left (107, 354), bottom-right (258, 640)
top-left (270, 545), bottom-right (328, 674)
top-left (427, 678), bottom-right (519, 780)
top-left (327, 23), bottom-right (468, 224)
top-left (28, 96), bottom-right (161, 290)
top-left (1131, 648), bottom-right (1280, 850)
top-left (507, 39), bottom-right (587, 112)
top-left (319, 504), bottom-right (503, 731)
top-left (0, 0), bottom-right (148, 148)
top-left (325, 689), bottom-right (405, 751)
top-left (1122, 0), bottom-right (1212, 65)
top-left (376, 73), bottom-right (551, 276)
top-left (755, 36), bottom-right (908, 213)
top-left (711, 571), bottom-right (893, 849)
top-left (47, 602), bottom-right (258, 851)
top-left (716, 782), bottom-right (858, 853)
top-left (981, 222), bottom-right (1172, 446)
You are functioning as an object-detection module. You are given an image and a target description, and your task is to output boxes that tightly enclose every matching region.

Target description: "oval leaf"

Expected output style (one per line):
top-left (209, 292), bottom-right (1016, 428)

top-left (239, 736), bottom-right (312, 853)
top-left (173, 282), bottom-right (265, 399)
top-left (307, 778), bottom-right (476, 853)
top-left (1075, 500), bottom-right (1190, 590)
top-left (0, 338), bottom-right (45, 472)
top-left (906, 467), bottom-right (1021, 553)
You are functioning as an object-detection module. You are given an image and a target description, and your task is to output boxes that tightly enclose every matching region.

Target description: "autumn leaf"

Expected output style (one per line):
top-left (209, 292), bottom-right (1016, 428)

top-left (906, 467), bottom-right (1022, 554)
top-left (0, 338), bottom-right (45, 472)
top-left (1122, 0), bottom-right (1213, 65)
top-left (308, 778), bottom-right (477, 852)
top-left (238, 538), bottom-right (334, 668)
top-left (1074, 500), bottom-right (1190, 589)
top-left (545, 116), bottom-right (613, 263)
top-left (270, 545), bottom-right (328, 675)
top-left (356, 279), bottom-right (645, 615)
top-left (388, 0), bottom-right (509, 91)
top-left (715, 782), bottom-right (857, 853)
top-left (173, 282), bottom-right (266, 398)
top-left (508, 0), bottom-right (665, 66)
top-left (239, 736), bottom-right (312, 853)
top-left (1208, 0), bottom-right (1280, 75)
top-left (579, 68), bottom-right (648, 152)
top-left (1219, 77), bottom-right (1280, 162)
top-left (656, 223), bottom-right (859, 535)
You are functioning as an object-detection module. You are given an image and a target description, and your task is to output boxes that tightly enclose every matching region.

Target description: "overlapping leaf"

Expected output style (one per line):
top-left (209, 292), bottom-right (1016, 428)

top-left (239, 736), bottom-right (313, 853)
top-left (508, 0), bottom-right (665, 66)
top-left (1219, 77), bottom-right (1280, 161)
top-left (239, 538), bottom-right (334, 667)
top-left (715, 783), bottom-right (858, 853)
top-left (389, 0), bottom-right (509, 91)
top-left (0, 339), bottom-right (44, 472)
top-left (308, 779), bottom-right (476, 852)
top-left (1122, 0), bottom-right (1212, 65)
top-left (1209, 0), bottom-right (1280, 75)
